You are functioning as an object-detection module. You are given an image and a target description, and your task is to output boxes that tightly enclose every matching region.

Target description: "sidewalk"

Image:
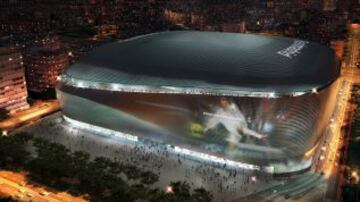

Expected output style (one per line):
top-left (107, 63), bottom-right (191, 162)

top-left (0, 100), bottom-right (60, 133)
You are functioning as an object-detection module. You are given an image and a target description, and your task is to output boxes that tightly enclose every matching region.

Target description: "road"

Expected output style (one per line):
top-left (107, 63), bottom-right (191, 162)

top-left (0, 100), bottom-right (60, 133)
top-left (23, 112), bottom-right (284, 202)
top-left (285, 23), bottom-right (360, 202)
top-left (242, 79), bottom-right (349, 202)
top-left (0, 170), bottom-right (86, 202)
top-left (342, 23), bottom-right (360, 82)
top-left (333, 23), bottom-right (360, 202)
top-left (240, 23), bottom-right (360, 202)
top-left (291, 23), bottom-right (360, 202)
top-left (1, 24), bottom-right (358, 202)
top-left (319, 79), bottom-right (352, 201)
top-left (281, 23), bottom-right (360, 202)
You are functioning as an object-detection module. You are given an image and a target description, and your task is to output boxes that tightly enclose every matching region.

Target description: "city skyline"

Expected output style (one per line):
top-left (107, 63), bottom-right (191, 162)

top-left (0, 1), bottom-right (360, 202)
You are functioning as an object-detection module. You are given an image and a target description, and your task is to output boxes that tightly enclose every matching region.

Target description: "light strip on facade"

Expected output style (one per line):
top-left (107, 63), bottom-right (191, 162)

top-left (172, 146), bottom-right (260, 170)
top-left (63, 115), bottom-right (138, 142)
top-left (63, 115), bottom-right (260, 171)
top-left (59, 75), bottom-right (300, 98)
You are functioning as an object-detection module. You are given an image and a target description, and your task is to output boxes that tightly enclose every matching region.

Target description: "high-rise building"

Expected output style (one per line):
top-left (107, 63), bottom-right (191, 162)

top-left (58, 32), bottom-right (340, 174)
top-left (0, 46), bottom-right (29, 114)
top-left (323, 0), bottom-right (337, 11)
top-left (25, 37), bottom-right (69, 94)
top-left (330, 40), bottom-right (345, 59)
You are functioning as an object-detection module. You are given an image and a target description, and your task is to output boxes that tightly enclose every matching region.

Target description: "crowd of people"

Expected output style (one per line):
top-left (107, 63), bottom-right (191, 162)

top-left (28, 113), bottom-right (280, 201)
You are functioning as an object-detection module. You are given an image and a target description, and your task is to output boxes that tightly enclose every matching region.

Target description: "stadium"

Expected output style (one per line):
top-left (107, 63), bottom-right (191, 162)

top-left (57, 31), bottom-right (340, 174)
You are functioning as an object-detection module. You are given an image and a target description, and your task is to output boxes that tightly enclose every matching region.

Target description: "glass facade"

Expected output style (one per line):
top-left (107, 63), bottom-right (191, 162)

top-left (57, 80), bottom-right (338, 172)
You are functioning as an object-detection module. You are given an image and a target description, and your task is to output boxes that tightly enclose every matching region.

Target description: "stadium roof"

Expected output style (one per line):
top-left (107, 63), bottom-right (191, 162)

top-left (62, 31), bottom-right (340, 97)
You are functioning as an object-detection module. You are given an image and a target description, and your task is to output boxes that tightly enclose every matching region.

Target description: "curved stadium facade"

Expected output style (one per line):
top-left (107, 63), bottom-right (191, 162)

top-left (57, 31), bottom-right (340, 174)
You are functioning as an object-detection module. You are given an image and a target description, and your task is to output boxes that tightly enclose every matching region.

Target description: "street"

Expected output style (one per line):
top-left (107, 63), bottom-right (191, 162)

top-left (0, 23), bottom-right (359, 202)
top-left (0, 170), bottom-right (86, 202)
top-left (0, 100), bottom-right (60, 133)
top-left (237, 23), bottom-right (360, 202)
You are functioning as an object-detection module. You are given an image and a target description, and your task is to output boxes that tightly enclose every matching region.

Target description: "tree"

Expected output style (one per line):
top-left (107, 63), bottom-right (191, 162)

top-left (0, 108), bottom-right (10, 120)
top-left (0, 196), bottom-right (17, 202)
top-left (192, 187), bottom-right (214, 202)
top-left (0, 132), bottom-right (32, 169)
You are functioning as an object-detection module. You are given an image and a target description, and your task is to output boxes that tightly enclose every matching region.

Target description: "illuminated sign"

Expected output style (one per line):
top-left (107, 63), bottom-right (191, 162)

top-left (277, 40), bottom-right (308, 59)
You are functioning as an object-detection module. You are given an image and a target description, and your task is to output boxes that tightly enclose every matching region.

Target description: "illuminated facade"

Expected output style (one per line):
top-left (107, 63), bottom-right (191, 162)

top-left (57, 31), bottom-right (340, 173)
top-left (323, 0), bottom-right (337, 11)
top-left (0, 46), bottom-right (29, 114)
top-left (26, 37), bottom-right (69, 93)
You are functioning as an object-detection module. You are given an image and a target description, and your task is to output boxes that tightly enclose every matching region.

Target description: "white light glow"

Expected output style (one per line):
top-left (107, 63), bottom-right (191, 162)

top-left (63, 115), bottom-right (260, 171)
top-left (268, 92), bottom-right (276, 98)
top-left (2, 130), bottom-right (8, 136)
top-left (63, 116), bottom-right (138, 142)
top-left (293, 92), bottom-right (306, 97)
top-left (59, 74), bottom-right (293, 98)
top-left (172, 146), bottom-right (260, 170)
top-left (75, 81), bottom-right (86, 88)
top-left (166, 186), bottom-right (174, 194)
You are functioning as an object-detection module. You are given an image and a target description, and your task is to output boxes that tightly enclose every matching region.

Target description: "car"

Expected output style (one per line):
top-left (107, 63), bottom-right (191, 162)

top-left (26, 192), bottom-right (33, 198)
top-left (13, 194), bottom-right (23, 200)
top-left (18, 182), bottom-right (26, 186)
top-left (39, 191), bottom-right (50, 196)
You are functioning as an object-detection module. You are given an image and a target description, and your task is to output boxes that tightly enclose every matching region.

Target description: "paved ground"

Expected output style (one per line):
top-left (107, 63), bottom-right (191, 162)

top-left (0, 170), bottom-right (86, 202)
top-left (0, 100), bottom-right (60, 133)
top-left (235, 78), bottom-right (350, 202)
top-left (22, 113), bottom-right (283, 202)
top-left (3, 24), bottom-right (358, 202)
top-left (231, 24), bottom-right (360, 202)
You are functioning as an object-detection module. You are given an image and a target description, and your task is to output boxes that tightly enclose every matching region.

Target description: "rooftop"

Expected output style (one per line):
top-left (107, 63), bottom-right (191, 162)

top-left (63, 31), bottom-right (339, 97)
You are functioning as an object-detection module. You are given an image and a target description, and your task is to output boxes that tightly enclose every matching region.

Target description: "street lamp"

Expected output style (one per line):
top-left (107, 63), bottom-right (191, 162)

top-left (312, 88), bottom-right (318, 94)
top-left (166, 186), bottom-right (174, 194)
top-left (2, 130), bottom-right (7, 136)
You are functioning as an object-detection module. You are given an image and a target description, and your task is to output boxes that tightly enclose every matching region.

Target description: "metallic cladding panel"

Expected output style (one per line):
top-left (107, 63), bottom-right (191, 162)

top-left (64, 31), bottom-right (339, 95)
top-left (57, 80), bottom-right (338, 166)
